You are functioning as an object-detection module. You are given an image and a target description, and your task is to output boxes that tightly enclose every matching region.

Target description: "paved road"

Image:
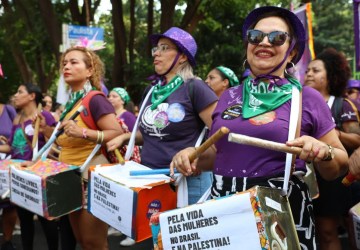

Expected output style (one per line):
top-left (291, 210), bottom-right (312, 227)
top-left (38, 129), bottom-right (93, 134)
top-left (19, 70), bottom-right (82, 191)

top-left (1, 218), bottom-right (153, 250)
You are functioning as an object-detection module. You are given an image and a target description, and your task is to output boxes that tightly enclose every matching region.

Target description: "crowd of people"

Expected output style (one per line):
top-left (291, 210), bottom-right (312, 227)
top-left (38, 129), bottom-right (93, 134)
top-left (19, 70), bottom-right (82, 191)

top-left (0, 4), bottom-right (360, 250)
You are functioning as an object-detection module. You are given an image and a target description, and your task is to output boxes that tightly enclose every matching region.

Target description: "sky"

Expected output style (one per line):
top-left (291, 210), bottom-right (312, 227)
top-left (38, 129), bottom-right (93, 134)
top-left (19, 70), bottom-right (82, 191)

top-left (98, 0), bottom-right (112, 13)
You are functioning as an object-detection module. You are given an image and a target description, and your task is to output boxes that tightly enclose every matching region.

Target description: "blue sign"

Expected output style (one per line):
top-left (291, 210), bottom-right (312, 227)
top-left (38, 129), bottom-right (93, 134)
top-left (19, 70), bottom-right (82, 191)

top-left (68, 25), bottom-right (104, 40)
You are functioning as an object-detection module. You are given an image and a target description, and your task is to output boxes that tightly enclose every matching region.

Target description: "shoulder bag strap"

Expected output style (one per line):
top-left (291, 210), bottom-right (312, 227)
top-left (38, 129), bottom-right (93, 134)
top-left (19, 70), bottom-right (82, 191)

top-left (125, 86), bottom-right (155, 160)
top-left (344, 98), bottom-right (360, 122)
top-left (282, 86), bottom-right (301, 195)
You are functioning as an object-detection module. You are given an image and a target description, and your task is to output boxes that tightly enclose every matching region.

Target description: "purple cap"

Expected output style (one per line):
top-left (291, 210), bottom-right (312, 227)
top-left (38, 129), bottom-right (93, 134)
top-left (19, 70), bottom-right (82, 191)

top-left (150, 27), bottom-right (197, 67)
top-left (242, 6), bottom-right (306, 66)
top-left (347, 79), bottom-right (360, 89)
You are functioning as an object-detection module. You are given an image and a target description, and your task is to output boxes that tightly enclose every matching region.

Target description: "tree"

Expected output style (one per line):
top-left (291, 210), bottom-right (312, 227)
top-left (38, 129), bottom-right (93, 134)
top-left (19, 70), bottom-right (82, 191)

top-left (0, 0), bottom-right (356, 104)
top-left (311, 0), bottom-right (353, 58)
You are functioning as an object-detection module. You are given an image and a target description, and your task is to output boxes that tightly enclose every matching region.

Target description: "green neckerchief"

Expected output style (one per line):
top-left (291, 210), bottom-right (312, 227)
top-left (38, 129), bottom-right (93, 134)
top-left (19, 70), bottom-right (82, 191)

top-left (59, 90), bottom-right (85, 121)
top-left (242, 76), bottom-right (302, 119)
top-left (151, 75), bottom-right (184, 110)
top-left (59, 84), bottom-right (96, 121)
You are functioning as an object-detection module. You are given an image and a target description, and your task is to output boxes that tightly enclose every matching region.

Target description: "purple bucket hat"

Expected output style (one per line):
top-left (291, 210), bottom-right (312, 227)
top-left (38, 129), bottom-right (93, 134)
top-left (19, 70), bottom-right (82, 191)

top-left (347, 79), bottom-right (360, 89)
top-left (150, 27), bottom-right (197, 67)
top-left (242, 6), bottom-right (306, 66)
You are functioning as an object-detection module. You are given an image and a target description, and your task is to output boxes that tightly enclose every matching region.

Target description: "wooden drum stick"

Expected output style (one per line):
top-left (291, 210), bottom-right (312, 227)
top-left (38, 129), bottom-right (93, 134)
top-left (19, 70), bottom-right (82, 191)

top-left (32, 103), bottom-right (42, 149)
top-left (228, 133), bottom-right (357, 187)
top-left (114, 148), bottom-right (125, 165)
top-left (188, 126), bottom-right (230, 162)
top-left (228, 133), bottom-right (302, 155)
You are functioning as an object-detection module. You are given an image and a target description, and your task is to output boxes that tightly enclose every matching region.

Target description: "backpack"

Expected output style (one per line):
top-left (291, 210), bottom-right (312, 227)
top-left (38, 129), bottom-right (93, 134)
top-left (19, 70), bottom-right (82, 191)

top-left (332, 97), bottom-right (360, 129)
top-left (80, 90), bottom-right (141, 163)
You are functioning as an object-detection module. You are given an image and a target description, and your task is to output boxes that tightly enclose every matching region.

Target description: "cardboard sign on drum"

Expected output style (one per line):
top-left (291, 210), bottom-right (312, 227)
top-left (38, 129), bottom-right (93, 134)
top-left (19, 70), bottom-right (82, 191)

top-left (88, 161), bottom-right (176, 242)
top-left (10, 159), bottom-right (83, 219)
top-left (0, 159), bottom-right (24, 198)
top-left (150, 186), bottom-right (300, 250)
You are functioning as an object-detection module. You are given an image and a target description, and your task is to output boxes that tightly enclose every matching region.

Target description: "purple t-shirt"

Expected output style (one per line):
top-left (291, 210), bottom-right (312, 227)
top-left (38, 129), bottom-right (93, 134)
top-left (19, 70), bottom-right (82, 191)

top-left (119, 111), bottom-right (136, 132)
top-left (89, 94), bottom-right (115, 121)
top-left (10, 111), bottom-right (56, 160)
top-left (331, 97), bottom-right (359, 127)
top-left (0, 105), bottom-right (16, 138)
top-left (139, 79), bottom-right (218, 169)
top-left (210, 85), bottom-right (335, 178)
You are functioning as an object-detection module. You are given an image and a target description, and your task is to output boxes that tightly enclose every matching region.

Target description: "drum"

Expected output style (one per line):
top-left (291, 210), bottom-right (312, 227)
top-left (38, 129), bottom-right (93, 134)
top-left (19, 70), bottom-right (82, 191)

top-left (10, 158), bottom-right (83, 220)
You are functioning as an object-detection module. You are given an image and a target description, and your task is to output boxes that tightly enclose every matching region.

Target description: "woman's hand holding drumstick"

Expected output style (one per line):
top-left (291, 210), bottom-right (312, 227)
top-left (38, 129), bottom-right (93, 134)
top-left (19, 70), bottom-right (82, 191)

top-left (114, 148), bottom-right (125, 165)
top-left (228, 133), bottom-right (353, 185)
top-left (170, 127), bottom-right (229, 176)
top-left (228, 133), bottom-right (302, 155)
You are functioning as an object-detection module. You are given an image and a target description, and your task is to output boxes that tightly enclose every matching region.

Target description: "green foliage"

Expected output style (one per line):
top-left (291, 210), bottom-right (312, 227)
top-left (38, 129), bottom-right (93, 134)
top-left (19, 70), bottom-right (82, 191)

top-left (0, 0), bottom-right (357, 103)
top-left (311, 0), bottom-right (353, 58)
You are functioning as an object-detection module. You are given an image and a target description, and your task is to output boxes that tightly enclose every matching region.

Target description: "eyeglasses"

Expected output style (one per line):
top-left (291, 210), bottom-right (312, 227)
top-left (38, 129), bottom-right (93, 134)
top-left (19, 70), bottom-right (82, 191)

top-left (151, 44), bottom-right (176, 56)
top-left (347, 89), bottom-right (359, 95)
top-left (246, 29), bottom-right (290, 46)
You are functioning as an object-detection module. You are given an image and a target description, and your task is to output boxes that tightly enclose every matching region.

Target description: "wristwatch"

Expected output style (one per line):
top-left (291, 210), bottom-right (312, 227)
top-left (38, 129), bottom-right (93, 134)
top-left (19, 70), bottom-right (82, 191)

top-left (322, 145), bottom-right (335, 161)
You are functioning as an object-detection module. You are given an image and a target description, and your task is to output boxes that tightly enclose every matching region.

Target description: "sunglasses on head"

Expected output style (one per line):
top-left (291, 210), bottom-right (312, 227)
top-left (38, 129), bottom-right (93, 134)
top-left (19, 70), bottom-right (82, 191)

top-left (246, 29), bottom-right (290, 46)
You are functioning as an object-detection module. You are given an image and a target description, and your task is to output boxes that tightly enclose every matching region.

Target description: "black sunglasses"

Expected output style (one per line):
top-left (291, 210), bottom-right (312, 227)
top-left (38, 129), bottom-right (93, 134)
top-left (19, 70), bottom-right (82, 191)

top-left (246, 29), bottom-right (290, 46)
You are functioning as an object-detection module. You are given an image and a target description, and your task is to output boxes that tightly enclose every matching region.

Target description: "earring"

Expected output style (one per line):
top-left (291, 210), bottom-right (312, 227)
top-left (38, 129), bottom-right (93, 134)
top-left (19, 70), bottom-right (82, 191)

top-left (289, 61), bottom-right (296, 70)
top-left (84, 79), bottom-right (92, 94)
top-left (242, 59), bottom-right (248, 70)
top-left (285, 61), bottom-right (297, 75)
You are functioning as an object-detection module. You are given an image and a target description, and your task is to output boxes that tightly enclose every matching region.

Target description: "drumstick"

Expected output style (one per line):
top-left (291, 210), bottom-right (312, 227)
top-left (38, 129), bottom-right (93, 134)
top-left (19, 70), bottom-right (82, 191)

top-left (228, 133), bottom-right (357, 187)
top-left (129, 126), bottom-right (229, 176)
top-left (32, 103), bottom-right (42, 149)
top-left (228, 133), bottom-right (302, 155)
top-left (342, 148), bottom-right (360, 186)
top-left (130, 169), bottom-right (178, 176)
top-left (342, 173), bottom-right (356, 186)
top-left (188, 126), bottom-right (230, 162)
top-left (114, 149), bottom-right (125, 165)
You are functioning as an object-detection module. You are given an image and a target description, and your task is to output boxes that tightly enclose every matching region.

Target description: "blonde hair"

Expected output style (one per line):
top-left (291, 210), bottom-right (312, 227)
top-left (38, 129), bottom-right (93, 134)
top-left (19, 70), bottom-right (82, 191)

top-left (177, 61), bottom-right (194, 82)
top-left (60, 47), bottom-right (105, 90)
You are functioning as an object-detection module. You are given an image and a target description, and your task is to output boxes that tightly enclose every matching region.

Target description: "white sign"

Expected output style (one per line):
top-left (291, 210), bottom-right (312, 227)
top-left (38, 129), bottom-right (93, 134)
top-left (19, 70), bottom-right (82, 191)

top-left (10, 166), bottom-right (43, 216)
top-left (353, 214), bottom-right (360, 248)
top-left (89, 171), bottom-right (134, 236)
top-left (0, 169), bottom-right (9, 197)
top-left (159, 193), bottom-right (261, 250)
top-left (89, 162), bottom-right (172, 238)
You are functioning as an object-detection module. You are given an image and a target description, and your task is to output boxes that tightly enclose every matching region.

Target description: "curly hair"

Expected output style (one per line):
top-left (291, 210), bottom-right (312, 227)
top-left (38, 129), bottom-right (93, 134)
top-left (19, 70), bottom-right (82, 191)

top-left (60, 47), bottom-right (105, 90)
top-left (316, 48), bottom-right (351, 96)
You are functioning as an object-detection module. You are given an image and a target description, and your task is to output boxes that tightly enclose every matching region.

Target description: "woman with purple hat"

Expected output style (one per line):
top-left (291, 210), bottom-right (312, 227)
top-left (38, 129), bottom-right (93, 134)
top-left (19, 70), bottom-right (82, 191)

top-left (106, 27), bottom-right (217, 246)
top-left (171, 6), bottom-right (349, 248)
top-left (346, 79), bottom-right (360, 112)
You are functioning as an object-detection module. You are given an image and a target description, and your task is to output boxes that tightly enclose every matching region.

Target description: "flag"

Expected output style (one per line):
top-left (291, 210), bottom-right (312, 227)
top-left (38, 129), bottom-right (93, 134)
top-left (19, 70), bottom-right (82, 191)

top-left (294, 3), bottom-right (315, 84)
top-left (354, 0), bottom-right (360, 71)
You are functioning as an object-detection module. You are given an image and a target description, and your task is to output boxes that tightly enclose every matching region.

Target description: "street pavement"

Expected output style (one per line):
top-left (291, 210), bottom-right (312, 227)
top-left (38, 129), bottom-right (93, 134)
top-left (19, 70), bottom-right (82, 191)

top-left (0, 218), bottom-right (353, 249)
top-left (0, 218), bottom-right (154, 250)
